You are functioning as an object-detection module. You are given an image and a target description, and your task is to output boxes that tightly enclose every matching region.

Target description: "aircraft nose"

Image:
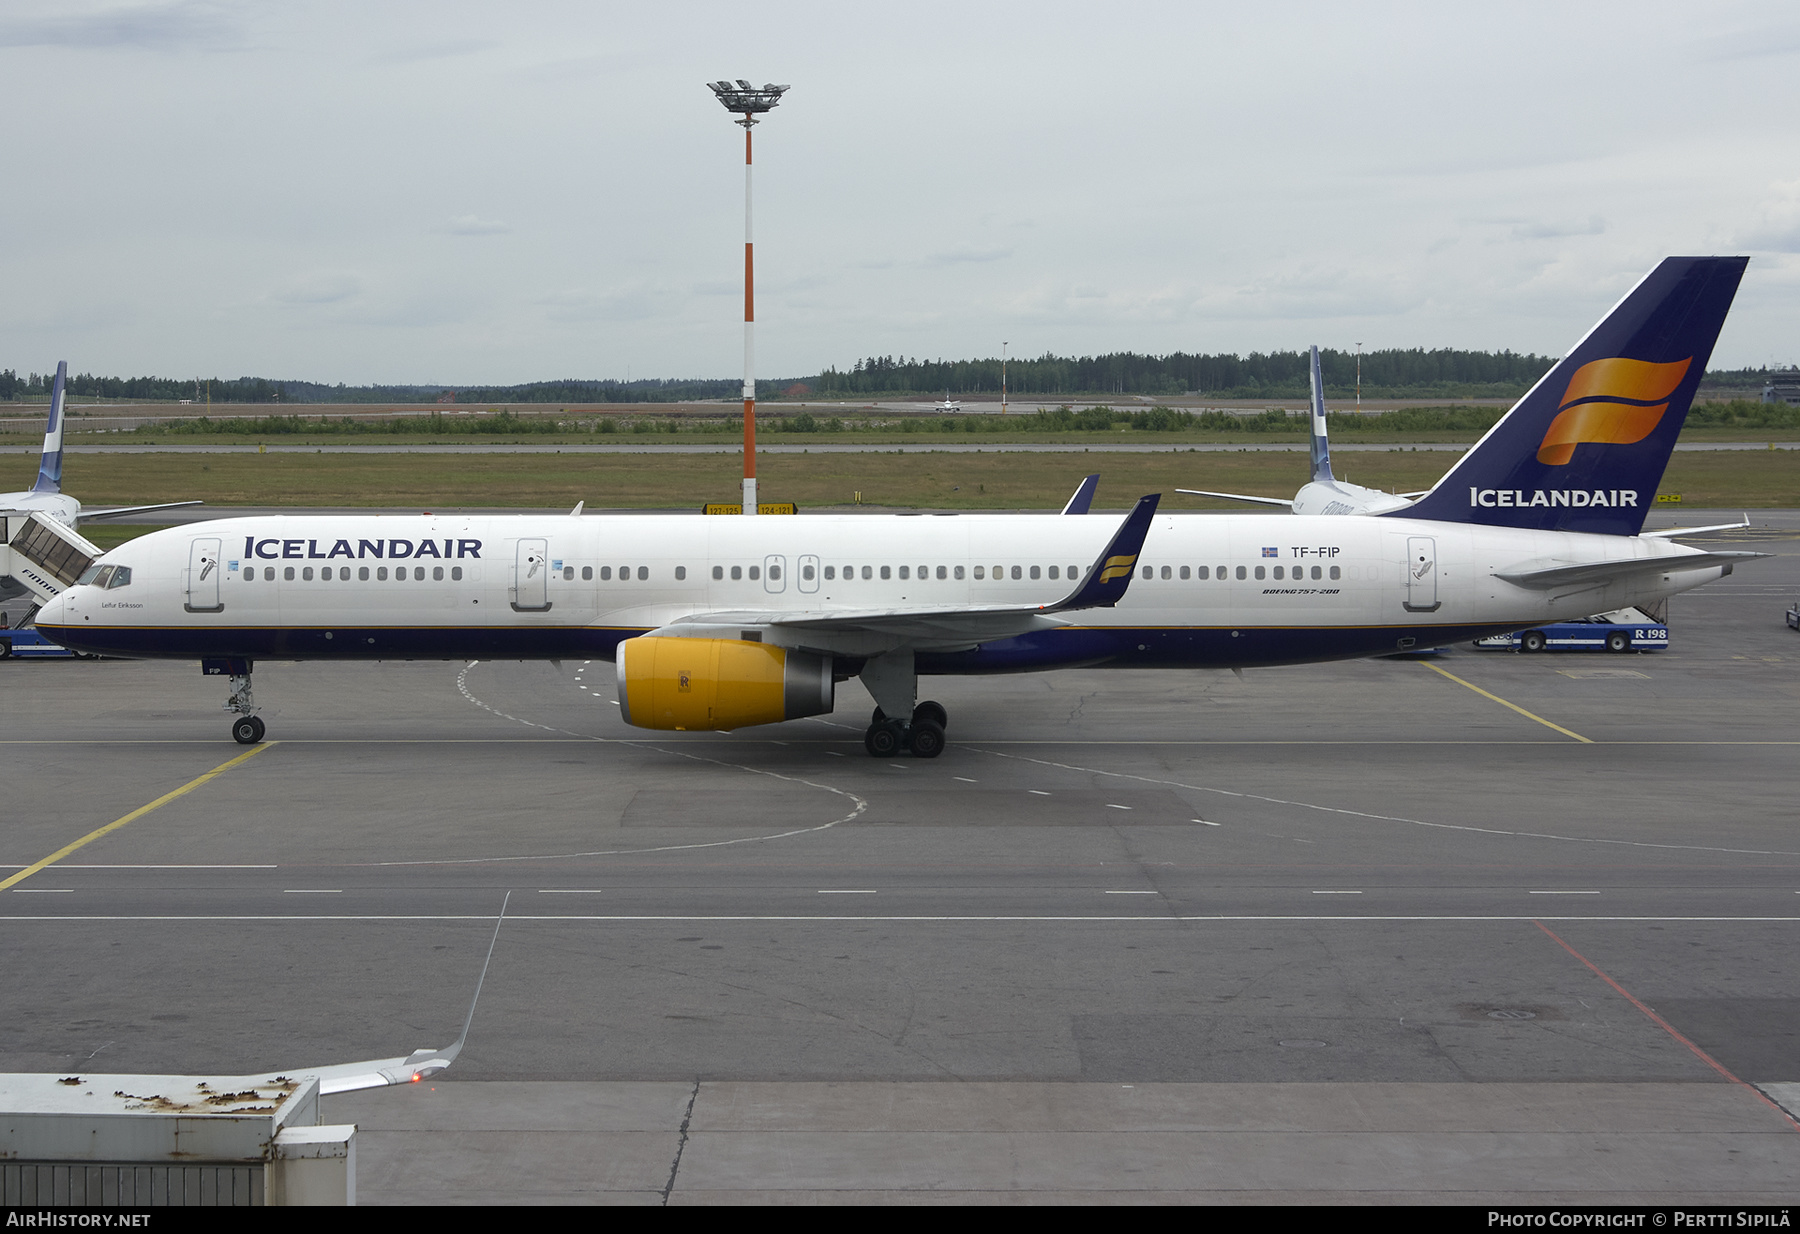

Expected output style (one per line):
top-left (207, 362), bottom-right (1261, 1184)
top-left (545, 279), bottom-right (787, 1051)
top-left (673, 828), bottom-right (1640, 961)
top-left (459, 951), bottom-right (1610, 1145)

top-left (38, 591), bottom-right (68, 624)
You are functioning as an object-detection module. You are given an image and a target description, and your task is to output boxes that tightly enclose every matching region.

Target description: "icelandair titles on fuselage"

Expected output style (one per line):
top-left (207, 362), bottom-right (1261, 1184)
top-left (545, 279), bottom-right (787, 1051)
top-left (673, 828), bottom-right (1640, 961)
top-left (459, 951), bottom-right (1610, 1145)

top-left (243, 536), bottom-right (483, 561)
top-left (1469, 488), bottom-right (1638, 509)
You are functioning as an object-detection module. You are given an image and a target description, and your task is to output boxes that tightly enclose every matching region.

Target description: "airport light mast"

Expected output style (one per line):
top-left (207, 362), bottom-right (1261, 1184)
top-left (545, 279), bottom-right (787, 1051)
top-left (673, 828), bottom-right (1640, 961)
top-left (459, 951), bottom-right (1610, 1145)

top-left (708, 78), bottom-right (789, 514)
top-left (1002, 341), bottom-right (1009, 416)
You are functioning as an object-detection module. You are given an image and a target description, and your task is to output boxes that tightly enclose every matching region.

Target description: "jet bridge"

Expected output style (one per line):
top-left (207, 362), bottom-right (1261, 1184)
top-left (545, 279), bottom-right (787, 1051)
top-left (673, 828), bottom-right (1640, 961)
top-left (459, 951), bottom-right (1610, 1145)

top-left (0, 511), bottom-right (102, 605)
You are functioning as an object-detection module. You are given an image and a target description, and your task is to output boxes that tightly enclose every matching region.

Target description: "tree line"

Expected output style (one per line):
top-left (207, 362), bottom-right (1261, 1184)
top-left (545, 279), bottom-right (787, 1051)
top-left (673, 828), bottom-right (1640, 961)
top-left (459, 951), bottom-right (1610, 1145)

top-left (1, 353), bottom-right (1784, 405)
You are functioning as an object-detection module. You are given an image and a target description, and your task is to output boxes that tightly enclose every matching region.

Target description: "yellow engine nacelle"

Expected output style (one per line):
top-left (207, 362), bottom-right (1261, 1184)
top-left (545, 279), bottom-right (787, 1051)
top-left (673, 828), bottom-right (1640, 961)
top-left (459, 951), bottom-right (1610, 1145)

top-left (616, 637), bottom-right (834, 731)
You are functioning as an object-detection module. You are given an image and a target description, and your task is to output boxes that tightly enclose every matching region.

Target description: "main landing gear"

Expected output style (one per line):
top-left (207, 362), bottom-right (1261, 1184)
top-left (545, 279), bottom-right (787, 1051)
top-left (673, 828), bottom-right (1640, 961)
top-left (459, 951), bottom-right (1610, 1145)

top-left (857, 650), bottom-right (945, 758)
top-left (864, 702), bottom-right (947, 759)
top-left (204, 657), bottom-right (265, 744)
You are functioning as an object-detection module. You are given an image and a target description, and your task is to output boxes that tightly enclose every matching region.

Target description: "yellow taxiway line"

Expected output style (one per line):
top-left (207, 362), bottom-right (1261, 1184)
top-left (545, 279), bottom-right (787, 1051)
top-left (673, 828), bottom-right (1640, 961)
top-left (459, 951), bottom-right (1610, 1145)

top-left (0, 743), bottom-right (277, 892)
top-left (1419, 662), bottom-right (1593, 743)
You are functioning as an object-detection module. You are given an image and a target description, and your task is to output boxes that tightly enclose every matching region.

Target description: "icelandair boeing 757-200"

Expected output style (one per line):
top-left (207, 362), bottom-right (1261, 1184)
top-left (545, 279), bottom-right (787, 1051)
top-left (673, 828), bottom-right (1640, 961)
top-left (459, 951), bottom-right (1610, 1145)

top-left (35, 257), bottom-right (1763, 757)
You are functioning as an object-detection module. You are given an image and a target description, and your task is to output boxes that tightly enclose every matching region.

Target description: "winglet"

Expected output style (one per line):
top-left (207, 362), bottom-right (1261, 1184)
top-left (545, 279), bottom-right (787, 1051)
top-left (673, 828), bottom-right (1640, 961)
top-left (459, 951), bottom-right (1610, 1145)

top-left (1045, 493), bottom-right (1160, 612)
top-left (32, 361), bottom-right (67, 494)
top-left (1060, 474), bottom-right (1100, 515)
top-left (310, 891), bottom-right (509, 1094)
top-left (1308, 345), bottom-right (1333, 484)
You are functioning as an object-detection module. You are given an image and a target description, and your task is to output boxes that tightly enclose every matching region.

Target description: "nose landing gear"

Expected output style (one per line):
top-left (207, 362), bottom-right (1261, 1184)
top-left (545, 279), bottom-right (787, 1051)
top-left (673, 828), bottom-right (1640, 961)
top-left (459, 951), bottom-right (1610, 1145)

top-left (204, 657), bottom-right (264, 744)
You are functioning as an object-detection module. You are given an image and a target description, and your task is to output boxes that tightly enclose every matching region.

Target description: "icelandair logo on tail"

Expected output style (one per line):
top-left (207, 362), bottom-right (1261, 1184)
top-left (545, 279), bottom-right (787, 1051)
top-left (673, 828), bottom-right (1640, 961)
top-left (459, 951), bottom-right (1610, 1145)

top-left (1535, 356), bottom-right (1692, 466)
top-left (1097, 553), bottom-right (1138, 583)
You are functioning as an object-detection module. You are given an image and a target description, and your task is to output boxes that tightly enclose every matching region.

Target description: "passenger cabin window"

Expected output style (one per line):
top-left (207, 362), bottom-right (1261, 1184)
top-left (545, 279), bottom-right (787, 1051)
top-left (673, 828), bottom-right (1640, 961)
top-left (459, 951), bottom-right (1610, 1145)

top-left (1196, 566), bottom-right (1208, 579)
top-left (676, 566), bottom-right (687, 581)
top-left (749, 566), bottom-right (760, 581)
top-left (284, 567), bottom-right (296, 581)
top-left (954, 565), bottom-right (964, 579)
top-left (731, 565), bottom-right (742, 580)
top-left (973, 566), bottom-right (984, 579)
top-left (1161, 566), bottom-right (1171, 580)
top-left (712, 565), bottom-right (723, 580)
top-left (563, 566), bottom-right (575, 580)
top-left (582, 566), bottom-right (593, 581)
top-left (1330, 565), bottom-right (1341, 580)
top-left (1254, 566), bottom-right (1265, 580)
top-left (434, 566), bottom-right (445, 581)
top-left (1030, 566), bottom-right (1041, 580)
top-left (1009, 566), bottom-right (1021, 580)
top-left (880, 565), bottom-right (891, 580)
top-left (1235, 566), bottom-right (1246, 580)
top-left (452, 566), bottom-right (463, 581)
top-left (861, 566), bottom-right (872, 580)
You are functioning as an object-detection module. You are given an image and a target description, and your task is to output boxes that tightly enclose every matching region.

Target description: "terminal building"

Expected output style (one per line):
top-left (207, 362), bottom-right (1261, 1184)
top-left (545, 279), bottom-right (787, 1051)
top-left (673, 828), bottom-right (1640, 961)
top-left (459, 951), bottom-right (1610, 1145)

top-left (1761, 367), bottom-right (1800, 404)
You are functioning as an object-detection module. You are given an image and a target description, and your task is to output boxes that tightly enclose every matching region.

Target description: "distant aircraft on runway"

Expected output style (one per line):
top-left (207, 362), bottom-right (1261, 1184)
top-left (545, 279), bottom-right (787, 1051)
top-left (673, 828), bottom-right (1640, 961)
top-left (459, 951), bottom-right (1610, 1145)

top-left (1178, 345), bottom-right (1423, 516)
top-left (1, 361), bottom-right (203, 605)
top-left (933, 390), bottom-right (962, 413)
top-left (36, 258), bottom-right (1766, 759)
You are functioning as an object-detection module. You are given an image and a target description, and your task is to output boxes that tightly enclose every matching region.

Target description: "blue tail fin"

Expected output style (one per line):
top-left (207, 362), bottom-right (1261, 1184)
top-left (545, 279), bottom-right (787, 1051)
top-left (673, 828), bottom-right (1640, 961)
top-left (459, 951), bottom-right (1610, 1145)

top-left (1393, 257), bottom-right (1746, 536)
top-left (1308, 345), bottom-right (1333, 483)
top-left (32, 361), bottom-right (67, 494)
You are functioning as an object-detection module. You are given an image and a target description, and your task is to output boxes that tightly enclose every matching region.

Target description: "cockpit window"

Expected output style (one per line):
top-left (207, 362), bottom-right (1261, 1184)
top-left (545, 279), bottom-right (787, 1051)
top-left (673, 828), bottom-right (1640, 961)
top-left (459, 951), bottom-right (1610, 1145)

top-left (76, 564), bottom-right (132, 589)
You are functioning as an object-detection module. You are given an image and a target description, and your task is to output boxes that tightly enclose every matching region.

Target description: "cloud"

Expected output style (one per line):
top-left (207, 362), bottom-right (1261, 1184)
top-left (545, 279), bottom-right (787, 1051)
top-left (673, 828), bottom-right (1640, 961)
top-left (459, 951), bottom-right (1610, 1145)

top-left (447, 215), bottom-right (511, 236)
top-left (271, 272), bottom-right (362, 306)
top-left (1736, 181), bottom-right (1800, 253)
top-left (0, 1), bottom-right (242, 51)
top-left (537, 286), bottom-right (665, 323)
top-left (923, 246), bottom-right (1011, 267)
top-left (1511, 216), bottom-right (1606, 240)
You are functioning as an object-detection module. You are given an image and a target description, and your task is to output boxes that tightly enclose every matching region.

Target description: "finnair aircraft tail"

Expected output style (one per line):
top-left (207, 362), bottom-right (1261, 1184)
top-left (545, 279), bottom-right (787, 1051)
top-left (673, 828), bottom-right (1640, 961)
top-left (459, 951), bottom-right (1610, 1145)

top-left (32, 361), bottom-right (67, 496)
top-left (1397, 256), bottom-right (1746, 536)
top-left (1179, 345), bottom-right (1414, 515)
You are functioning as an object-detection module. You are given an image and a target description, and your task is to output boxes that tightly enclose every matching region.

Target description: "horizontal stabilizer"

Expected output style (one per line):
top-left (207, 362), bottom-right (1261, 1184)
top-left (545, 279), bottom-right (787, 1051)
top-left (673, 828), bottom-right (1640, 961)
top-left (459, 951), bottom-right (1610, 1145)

top-left (1641, 517), bottom-right (1750, 539)
top-left (1495, 550), bottom-right (1767, 591)
top-left (1176, 488), bottom-right (1294, 509)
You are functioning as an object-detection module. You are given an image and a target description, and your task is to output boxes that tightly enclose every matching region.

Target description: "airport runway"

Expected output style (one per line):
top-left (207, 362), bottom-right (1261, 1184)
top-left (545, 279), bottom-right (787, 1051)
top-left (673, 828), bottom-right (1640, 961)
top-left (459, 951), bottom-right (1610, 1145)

top-left (3, 510), bottom-right (1799, 1203)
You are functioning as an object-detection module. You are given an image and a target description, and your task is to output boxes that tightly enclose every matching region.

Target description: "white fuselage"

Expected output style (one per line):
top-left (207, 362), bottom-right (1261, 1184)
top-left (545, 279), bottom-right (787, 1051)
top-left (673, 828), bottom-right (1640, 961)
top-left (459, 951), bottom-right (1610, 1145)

top-left (36, 510), bottom-right (1728, 671)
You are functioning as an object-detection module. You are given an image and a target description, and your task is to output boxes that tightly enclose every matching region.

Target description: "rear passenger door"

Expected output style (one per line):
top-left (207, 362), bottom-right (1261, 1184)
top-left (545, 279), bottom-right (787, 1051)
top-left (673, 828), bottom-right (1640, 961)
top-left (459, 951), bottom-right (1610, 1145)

top-left (512, 538), bottom-right (550, 612)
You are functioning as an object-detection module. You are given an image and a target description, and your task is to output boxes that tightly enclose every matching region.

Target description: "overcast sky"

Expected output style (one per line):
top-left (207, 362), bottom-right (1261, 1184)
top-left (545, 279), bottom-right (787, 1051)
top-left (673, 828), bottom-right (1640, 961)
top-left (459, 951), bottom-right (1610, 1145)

top-left (3, 1), bottom-right (1797, 385)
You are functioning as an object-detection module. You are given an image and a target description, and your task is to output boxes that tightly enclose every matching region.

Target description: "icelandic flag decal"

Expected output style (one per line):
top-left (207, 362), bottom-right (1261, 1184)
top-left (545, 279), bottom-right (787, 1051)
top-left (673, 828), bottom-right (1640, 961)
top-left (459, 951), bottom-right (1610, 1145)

top-left (1262, 547), bottom-right (1278, 558)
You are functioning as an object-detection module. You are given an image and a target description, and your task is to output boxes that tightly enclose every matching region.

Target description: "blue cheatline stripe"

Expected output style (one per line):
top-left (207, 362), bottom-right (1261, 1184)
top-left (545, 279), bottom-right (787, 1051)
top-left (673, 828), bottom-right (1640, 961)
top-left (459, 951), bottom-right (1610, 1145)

top-left (38, 620), bottom-right (1534, 671)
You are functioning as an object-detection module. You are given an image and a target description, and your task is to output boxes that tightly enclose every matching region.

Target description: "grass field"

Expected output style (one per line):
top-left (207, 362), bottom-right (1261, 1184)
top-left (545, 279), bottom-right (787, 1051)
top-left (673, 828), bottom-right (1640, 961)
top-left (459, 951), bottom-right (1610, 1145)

top-left (32, 447), bottom-right (1800, 513)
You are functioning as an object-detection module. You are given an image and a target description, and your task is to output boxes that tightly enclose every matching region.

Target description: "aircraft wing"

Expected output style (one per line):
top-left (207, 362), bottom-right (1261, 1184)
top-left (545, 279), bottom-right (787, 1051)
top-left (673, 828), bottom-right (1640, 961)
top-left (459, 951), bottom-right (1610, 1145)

top-left (81, 500), bottom-right (205, 521)
top-left (1176, 487), bottom-right (1294, 508)
top-left (282, 892), bottom-right (508, 1095)
top-left (1495, 551), bottom-right (1768, 591)
top-left (652, 494), bottom-right (1160, 648)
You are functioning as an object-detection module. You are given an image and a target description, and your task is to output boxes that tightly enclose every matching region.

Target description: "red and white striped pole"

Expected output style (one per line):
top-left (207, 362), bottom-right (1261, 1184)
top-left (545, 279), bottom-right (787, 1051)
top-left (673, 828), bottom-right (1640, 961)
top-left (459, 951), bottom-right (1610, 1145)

top-left (741, 117), bottom-right (757, 514)
top-left (708, 81), bottom-right (787, 515)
